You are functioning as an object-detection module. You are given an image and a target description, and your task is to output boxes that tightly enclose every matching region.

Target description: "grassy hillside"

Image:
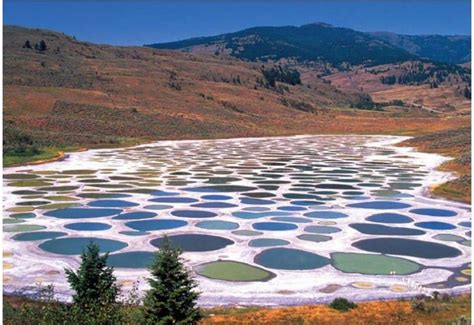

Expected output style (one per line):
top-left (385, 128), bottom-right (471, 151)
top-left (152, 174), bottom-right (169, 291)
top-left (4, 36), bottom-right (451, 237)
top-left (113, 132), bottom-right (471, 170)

top-left (372, 32), bottom-right (471, 64)
top-left (148, 23), bottom-right (470, 66)
top-left (4, 25), bottom-right (469, 167)
top-left (401, 127), bottom-right (471, 203)
top-left (147, 23), bottom-right (415, 66)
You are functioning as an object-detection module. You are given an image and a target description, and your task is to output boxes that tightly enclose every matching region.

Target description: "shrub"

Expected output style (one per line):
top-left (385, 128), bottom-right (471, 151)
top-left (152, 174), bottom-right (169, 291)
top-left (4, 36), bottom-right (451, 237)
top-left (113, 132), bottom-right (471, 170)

top-left (329, 297), bottom-right (357, 312)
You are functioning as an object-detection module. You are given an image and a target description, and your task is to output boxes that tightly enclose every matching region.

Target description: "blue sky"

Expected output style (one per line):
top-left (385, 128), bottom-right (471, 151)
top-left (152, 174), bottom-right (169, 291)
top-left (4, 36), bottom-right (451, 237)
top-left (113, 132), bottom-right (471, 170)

top-left (4, 0), bottom-right (471, 45)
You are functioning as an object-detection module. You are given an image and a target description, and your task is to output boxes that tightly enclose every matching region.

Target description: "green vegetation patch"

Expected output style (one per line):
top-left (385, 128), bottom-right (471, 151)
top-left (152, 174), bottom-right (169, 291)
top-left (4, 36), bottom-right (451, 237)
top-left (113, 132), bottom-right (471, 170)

top-left (331, 252), bottom-right (422, 275)
top-left (197, 260), bottom-right (275, 282)
top-left (3, 148), bottom-right (62, 168)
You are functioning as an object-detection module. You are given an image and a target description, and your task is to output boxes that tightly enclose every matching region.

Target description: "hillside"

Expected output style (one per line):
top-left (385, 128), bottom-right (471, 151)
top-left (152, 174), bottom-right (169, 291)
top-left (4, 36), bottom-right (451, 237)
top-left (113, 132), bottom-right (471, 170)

top-left (147, 23), bottom-right (471, 113)
top-left (372, 32), bottom-right (471, 64)
top-left (147, 23), bottom-right (470, 66)
top-left (146, 23), bottom-right (416, 66)
top-left (3, 25), bottom-right (470, 166)
top-left (325, 61), bottom-right (471, 113)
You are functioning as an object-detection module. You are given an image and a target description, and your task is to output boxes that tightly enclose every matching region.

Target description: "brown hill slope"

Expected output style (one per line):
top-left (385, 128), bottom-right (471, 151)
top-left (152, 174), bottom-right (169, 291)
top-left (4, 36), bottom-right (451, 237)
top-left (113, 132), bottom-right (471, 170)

top-left (325, 61), bottom-right (471, 113)
top-left (3, 26), bottom-right (470, 154)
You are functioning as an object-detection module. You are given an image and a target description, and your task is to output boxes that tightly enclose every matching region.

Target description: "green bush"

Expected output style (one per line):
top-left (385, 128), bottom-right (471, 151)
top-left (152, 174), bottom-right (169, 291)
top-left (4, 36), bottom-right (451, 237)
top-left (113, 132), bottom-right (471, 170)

top-left (329, 297), bottom-right (357, 312)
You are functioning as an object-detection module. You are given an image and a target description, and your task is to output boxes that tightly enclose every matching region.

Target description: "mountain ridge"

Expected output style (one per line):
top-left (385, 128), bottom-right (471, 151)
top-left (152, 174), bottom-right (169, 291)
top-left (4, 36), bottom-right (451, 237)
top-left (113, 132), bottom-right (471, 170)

top-left (146, 22), bottom-right (470, 65)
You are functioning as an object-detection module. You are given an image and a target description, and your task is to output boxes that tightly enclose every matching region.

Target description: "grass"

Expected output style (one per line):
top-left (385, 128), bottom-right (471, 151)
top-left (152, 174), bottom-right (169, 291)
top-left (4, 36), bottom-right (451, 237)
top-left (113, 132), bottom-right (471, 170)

top-left (3, 147), bottom-right (75, 167)
top-left (202, 294), bottom-right (471, 324)
top-left (4, 294), bottom-right (469, 324)
top-left (399, 127), bottom-right (471, 204)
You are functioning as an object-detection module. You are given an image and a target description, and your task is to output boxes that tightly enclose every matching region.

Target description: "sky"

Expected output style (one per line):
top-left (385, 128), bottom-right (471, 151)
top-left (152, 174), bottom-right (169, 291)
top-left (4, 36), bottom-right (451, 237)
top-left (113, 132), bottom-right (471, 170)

top-left (3, 0), bottom-right (471, 46)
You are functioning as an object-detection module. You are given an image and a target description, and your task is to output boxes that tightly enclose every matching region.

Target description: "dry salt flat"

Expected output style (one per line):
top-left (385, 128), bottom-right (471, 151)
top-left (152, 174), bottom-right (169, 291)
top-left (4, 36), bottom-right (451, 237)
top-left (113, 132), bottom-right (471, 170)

top-left (3, 135), bottom-right (471, 306)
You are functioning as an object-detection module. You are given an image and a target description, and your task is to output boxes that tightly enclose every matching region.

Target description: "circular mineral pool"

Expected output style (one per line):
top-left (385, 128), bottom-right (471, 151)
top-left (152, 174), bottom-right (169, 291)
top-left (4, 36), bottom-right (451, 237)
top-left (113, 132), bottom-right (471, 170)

top-left (44, 208), bottom-right (122, 219)
top-left (3, 219), bottom-right (24, 224)
top-left (184, 185), bottom-right (257, 193)
top-left (88, 200), bottom-right (139, 208)
top-left (232, 211), bottom-right (289, 219)
top-left (347, 201), bottom-right (411, 209)
top-left (304, 225), bottom-right (341, 234)
top-left (112, 211), bottom-right (157, 220)
top-left (64, 222), bottom-right (112, 231)
top-left (290, 200), bottom-right (324, 206)
top-left (433, 234), bottom-right (466, 242)
top-left (252, 222), bottom-right (298, 231)
top-left (39, 237), bottom-right (128, 255)
top-left (303, 211), bottom-right (348, 219)
top-left (366, 213), bottom-right (413, 224)
top-left (119, 231), bottom-right (150, 236)
top-left (352, 238), bottom-right (462, 259)
top-left (200, 195), bottom-right (232, 201)
top-left (349, 223), bottom-right (425, 236)
top-left (459, 222), bottom-right (472, 228)
top-left (150, 234), bottom-right (234, 252)
top-left (143, 205), bottom-right (173, 210)
top-left (195, 220), bottom-right (239, 230)
top-left (191, 202), bottom-right (238, 209)
top-left (248, 238), bottom-right (290, 247)
top-left (254, 248), bottom-right (330, 270)
top-left (242, 207), bottom-right (271, 212)
top-left (331, 252), bottom-right (421, 275)
top-left (150, 190), bottom-right (179, 196)
top-left (271, 217), bottom-right (312, 223)
top-left (240, 198), bottom-right (275, 205)
top-left (4, 224), bottom-right (46, 232)
top-left (107, 251), bottom-right (155, 268)
top-left (13, 231), bottom-right (68, 241)
top-left (125, 219), bottom-right (187, 231)
top-left (10, 213), bottom-right (36, 219)
top-left (231, 230), bottom-right (263, 236)
top-left (196, 260), bottom-right (275, 282)
top-left (77, 193), bottom-right (131, 199)
top-left (410, 208), bottom-right (457, 217)
top-left (297, 234), bottom-right (332, 242)
top-left (277, 206), bottom-right (307, 211)
top-left (149, 197), bottom-right (199, 204)
top-left (415, 221), bottom-right (456, 230)
top-left (171, 210), bottom-right (217, 218)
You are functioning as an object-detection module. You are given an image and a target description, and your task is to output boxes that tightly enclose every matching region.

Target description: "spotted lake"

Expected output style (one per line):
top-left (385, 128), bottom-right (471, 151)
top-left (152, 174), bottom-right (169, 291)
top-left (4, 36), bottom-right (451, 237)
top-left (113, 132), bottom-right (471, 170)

top-left (3, 135), bottom-right (471, 305)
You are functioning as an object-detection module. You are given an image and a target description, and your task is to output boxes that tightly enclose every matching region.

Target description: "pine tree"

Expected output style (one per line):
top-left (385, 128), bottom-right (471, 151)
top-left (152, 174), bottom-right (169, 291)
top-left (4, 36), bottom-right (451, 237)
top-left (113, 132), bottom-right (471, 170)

top-left (38, 40), bottom-right (47, 51)
top-left (143, 236), bottom-right (201, 325)
top-left (65, 242), bottom-right (121, 322)
top-left (23, 40), bottom-right (32, 49)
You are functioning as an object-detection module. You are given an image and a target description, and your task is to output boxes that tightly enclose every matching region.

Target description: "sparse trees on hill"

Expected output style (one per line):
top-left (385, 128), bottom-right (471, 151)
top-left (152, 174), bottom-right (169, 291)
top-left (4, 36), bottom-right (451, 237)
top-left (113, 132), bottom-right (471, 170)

top-left (260, 65), bottom-right (301, 88)
top-left (143, 236), bottom-right (202, 324)
top-left (34, 40), bottom-right (47, 52)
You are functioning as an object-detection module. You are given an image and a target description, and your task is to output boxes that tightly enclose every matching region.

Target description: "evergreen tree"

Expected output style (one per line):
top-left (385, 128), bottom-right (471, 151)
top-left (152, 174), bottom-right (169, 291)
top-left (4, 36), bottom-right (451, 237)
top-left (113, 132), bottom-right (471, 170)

top-left (143, 237), bottom-right (201, 325)
top-left (65, 242), bottom-right (121, 322)
top-left (38, 40), bottom-right (47, 51)
top-left (23, 40), bottom-right (32, 49)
